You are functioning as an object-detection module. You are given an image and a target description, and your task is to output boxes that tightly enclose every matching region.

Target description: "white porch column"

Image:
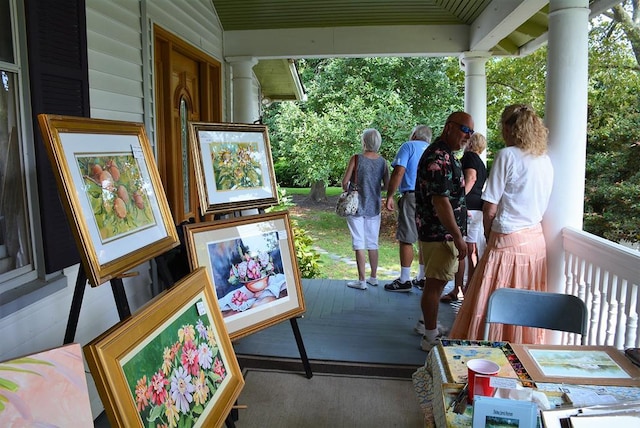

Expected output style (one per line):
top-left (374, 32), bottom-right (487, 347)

top-left (227, 56), bottom-right (259, 124)
top-left (460, 51), bottom-right (491, 140)
top-left (544, 0), bottom-right (589, 294)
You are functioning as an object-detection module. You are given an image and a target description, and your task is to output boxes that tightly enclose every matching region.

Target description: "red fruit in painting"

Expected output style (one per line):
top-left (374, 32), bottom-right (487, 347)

top-left (133, 191), bottom-right (144, 209)
top-left (117, 185), bottom-right (130, 204)
top-left (98, 171), bottom-right (115, 191)
top-left (106, 160), bottom-right (120, 181)
top-left (114, 198), bottom-right (127, 218)
top-left (92, 164), bottom-right (103, 178)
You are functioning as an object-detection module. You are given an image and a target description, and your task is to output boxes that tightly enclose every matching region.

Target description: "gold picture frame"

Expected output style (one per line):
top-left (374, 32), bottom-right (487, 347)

top-left (511, 344), bottom-right (640, 386)
top-left (84, 267), bottom-right (244, 428)
top-left (184, 211), bottom-right (306, 340)
top-left (189, 122), bottom-right (278, 215)
top-left (37, 114), bottom-right (179, 286)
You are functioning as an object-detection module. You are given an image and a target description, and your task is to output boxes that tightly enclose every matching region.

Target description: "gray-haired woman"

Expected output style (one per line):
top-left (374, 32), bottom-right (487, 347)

top-left (341, 128), bottom-right (390, 290)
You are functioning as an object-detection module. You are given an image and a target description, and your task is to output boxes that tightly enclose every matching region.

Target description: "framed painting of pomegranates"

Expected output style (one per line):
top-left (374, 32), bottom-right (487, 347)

top-left (184, 211), bottom-right (305, 340)
top-left (188, 122), bottom-right (278, 215)
top-left (37, 114), bottom-right (178, 286)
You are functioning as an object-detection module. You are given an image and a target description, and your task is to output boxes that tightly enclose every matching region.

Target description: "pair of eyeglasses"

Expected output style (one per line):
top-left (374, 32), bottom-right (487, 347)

top-left (448, 121), bottom-right (474, 136)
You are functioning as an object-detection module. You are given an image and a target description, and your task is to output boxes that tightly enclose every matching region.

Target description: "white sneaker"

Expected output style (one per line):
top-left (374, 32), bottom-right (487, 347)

top-left (366, 277), bottom-right (378, 286)
top-left (347, 280), bottom-right (367, 290)
top-left (414, 320), bottom-right (448, 336)
top-left (421, 336), bottom-right (441, 352)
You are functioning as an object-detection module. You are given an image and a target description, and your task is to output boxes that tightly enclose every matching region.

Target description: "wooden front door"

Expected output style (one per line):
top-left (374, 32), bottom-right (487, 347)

top-left (154, 25), bottom-right (221, 225)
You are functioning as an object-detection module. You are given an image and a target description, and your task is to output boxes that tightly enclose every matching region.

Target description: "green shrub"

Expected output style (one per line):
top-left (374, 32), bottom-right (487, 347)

top-left (273, 158), bottom-right (296, 187)
top-left (290, 221), bottom-right (322, 278)
top-left (267, 187), bottom-right (322, 278)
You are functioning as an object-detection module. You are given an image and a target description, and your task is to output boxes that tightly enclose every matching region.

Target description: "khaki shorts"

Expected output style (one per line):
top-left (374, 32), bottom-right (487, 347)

top-left (419, 241), bottom-right (459, 281)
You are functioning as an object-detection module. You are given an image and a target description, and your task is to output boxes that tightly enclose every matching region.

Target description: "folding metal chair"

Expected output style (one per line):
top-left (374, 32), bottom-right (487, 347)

top-left (483, 288), bottom-right (588, 344)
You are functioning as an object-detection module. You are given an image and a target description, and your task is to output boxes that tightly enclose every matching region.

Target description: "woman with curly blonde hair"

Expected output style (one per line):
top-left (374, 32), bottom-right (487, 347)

top-left (449, 104), bottom-right (554, 343)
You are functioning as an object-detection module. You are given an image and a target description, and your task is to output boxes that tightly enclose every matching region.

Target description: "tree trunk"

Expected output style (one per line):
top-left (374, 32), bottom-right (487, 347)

top-left (309, 180), bottom-right (327, 202)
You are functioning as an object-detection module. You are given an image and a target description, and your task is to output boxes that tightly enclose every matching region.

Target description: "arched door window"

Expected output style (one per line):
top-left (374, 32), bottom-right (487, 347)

top-left (180, 97), bottom-right (190, 215)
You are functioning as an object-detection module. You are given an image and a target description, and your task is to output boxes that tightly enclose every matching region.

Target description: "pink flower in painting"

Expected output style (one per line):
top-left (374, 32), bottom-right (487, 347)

top-left (150, 371), bottom-right (169, 406)
top-left (213, 357), bottom-right (226, 381)
top-left (229, 247), bottom-right (275, 284)
top-left (171, 342), bottom-right (181, 357)
top-left (135, 375), bottom-right (151, 411)
top-left (170, 366), bottom-right (195, 414)
top-left (180, 340), bottom-right (200, 376)
top-left (198, 342), bottom-right (213, 370)
top-left (231, 290), bottom-right (248, 307)
top-left (193, 370), bottom-right (210, 406)
top-left (246, 257), bottom-right (261, 279)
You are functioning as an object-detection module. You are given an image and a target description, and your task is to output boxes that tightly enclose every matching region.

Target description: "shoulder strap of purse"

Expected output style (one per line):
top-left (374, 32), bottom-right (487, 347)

top-left (353, 154), bottom-right (358, 187)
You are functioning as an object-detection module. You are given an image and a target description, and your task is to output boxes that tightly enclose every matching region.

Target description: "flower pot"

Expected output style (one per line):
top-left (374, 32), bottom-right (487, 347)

top-left (242, 276), bottom-right (269, 293)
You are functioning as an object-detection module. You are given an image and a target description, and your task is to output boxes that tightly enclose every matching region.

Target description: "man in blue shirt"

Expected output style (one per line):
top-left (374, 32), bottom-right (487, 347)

top-left (384, 125), bottom-right (432, 292)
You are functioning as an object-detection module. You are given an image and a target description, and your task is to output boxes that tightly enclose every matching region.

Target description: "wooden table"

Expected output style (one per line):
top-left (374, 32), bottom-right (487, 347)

top-left (412, 340), bottom-right (640, 427)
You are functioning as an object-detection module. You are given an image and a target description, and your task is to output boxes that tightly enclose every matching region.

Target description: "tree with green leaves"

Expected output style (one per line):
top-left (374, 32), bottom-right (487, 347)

top-left (264, 57), bottom-right (462, 200)
top-left (583, 2), bottom-right (640, 243)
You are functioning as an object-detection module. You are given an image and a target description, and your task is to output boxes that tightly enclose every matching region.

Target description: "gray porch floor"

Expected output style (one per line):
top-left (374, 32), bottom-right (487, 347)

top-left (233, 278), bottom-right (459, 368)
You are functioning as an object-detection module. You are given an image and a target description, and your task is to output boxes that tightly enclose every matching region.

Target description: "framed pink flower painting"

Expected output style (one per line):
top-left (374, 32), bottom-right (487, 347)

top-left (184, 211), bottom-right (306, 340)
top-left (84, 267), bottom-right (244, 428)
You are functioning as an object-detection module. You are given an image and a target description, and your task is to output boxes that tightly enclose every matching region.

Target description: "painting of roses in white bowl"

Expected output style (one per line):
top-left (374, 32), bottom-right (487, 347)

top-left (184, 212), bottom-right (306, 340)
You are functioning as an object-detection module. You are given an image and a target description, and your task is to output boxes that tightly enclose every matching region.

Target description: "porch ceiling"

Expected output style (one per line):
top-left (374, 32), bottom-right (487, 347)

top-left (210, 0), bottom-right (620, 101)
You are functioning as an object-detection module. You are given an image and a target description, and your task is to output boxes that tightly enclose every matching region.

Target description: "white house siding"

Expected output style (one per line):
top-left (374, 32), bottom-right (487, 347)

top-left (87, 0), bottom-right (145, 122)
top-left (147, 0), bottom-right (224, 60)
top-left (0, 0), bottom-right (230, 420)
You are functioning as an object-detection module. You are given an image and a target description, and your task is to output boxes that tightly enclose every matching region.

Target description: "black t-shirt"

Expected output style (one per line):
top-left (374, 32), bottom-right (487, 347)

top-left (461, 151), bottom-right (487, 211)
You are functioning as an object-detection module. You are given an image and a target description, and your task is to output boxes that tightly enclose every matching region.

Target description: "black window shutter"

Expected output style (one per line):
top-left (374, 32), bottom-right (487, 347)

top-left (25, 0), bottom-right (89, 273)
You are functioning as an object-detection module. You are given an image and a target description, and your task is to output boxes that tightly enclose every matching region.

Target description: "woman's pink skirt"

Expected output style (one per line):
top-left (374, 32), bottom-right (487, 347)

top-left (449, 224), bottom-right (548, 344)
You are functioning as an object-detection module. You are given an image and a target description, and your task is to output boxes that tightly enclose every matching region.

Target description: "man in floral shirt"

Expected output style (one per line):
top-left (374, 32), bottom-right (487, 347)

top-left (416, 111), bottom-right (473, 351)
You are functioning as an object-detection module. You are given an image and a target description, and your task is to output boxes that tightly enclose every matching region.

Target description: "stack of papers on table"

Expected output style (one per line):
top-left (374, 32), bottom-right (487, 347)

top-left (541, 400), bottom-right (640, 428)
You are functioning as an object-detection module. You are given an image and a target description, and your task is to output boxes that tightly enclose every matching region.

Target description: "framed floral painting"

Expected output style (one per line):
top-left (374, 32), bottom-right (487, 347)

top-left (37, 114), bottom-right (178, 286)
top-left (188, 122), bottom-right (278, 215)
top-left (84, 267), bottom-right (244, 428)
top-left (184, 211), bottom-right (306, 340)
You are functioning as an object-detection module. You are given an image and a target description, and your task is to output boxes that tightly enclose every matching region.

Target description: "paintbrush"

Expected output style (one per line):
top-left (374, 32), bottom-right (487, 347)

top-left (453, 391), bottom-right (468, 414)
top-left (448, 383), bottom-right (468, 412)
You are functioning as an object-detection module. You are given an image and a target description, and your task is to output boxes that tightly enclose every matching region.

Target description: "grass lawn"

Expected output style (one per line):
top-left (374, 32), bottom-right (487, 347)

top-left (285, 187), bottom-right (410, 281)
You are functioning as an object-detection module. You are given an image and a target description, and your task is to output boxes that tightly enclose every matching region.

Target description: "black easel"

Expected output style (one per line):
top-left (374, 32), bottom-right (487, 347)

top-left (290, 317), bottom-right (313, 378)
top-left (63, 268), bottom-right (132, 344)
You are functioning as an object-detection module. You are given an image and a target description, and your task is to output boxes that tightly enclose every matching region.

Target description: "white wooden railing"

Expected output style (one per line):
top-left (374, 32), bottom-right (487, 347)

top-left (562, 227), bottom-right (640, 349)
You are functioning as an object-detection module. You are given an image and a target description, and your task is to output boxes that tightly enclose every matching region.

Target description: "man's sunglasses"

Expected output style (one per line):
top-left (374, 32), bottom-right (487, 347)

top-left (448, 121), bottom-right (474, 136)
